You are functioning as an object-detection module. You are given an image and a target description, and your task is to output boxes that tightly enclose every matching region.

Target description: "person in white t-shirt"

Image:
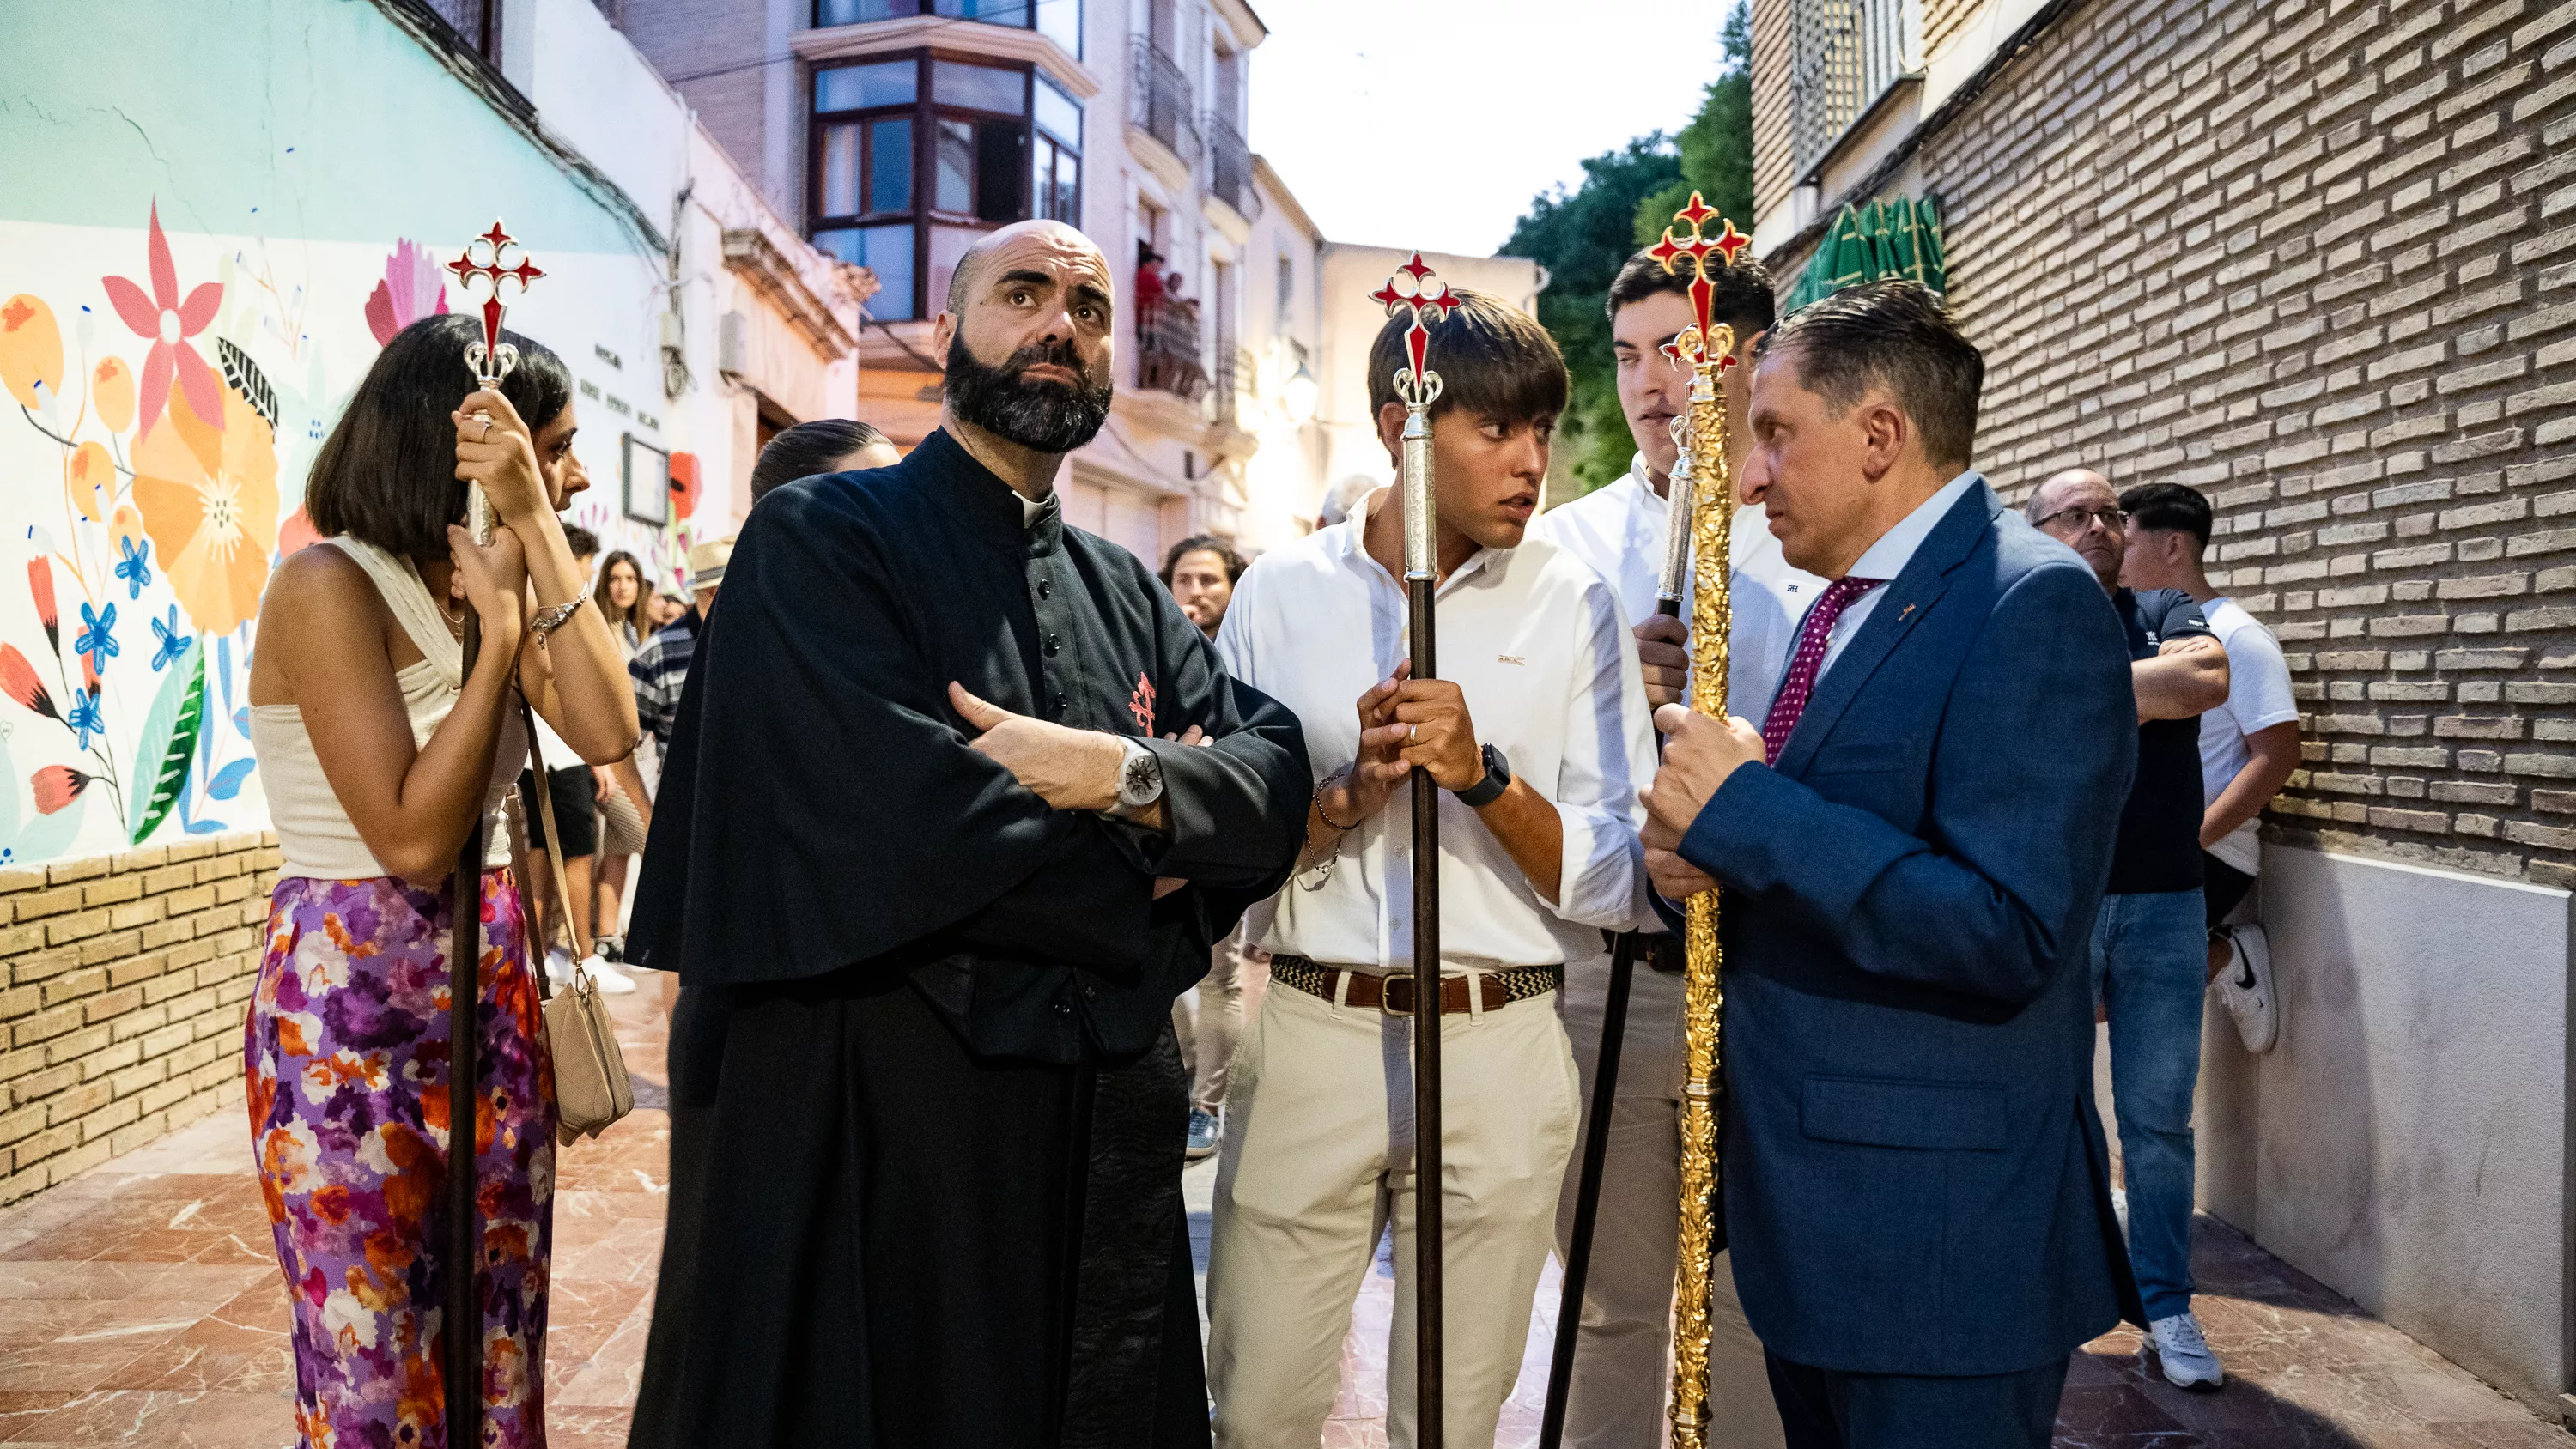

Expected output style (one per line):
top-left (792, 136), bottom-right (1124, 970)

top-left (2120, 482), bottom-right (2301, 1052)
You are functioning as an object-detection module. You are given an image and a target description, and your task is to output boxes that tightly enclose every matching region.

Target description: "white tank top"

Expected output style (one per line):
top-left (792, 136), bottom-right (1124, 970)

top-left (251, 537), bottom-right (526, 882)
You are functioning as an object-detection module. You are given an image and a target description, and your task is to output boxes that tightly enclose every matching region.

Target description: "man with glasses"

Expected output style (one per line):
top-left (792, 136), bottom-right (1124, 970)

top-left (2027, 469), bottom-right (2231, 1391)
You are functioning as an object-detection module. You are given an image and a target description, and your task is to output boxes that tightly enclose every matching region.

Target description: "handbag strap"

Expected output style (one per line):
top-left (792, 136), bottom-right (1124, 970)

top-left (519, 700), bottom-right (592, 967)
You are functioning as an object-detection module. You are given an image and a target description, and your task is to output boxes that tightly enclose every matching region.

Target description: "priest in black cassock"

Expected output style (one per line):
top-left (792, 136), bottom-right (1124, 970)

top-left (624, 219), bottom-right (1309, 1449)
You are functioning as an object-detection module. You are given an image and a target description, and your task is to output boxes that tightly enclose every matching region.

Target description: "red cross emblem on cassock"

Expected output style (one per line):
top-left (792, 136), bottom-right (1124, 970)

top-left (447, 220), bottom-right (546, 385)
top-left (1370, 252), bottom-right (1463, 408)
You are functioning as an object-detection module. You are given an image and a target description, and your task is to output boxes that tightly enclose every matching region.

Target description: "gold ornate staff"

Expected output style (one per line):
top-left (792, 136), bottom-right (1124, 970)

top-left (1646, 192), bottom-right (1752, 1449)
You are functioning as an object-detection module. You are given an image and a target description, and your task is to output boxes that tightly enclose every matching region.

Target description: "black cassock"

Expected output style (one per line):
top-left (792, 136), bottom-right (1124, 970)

top-left (623, 429), bottom-right (1308, 1448)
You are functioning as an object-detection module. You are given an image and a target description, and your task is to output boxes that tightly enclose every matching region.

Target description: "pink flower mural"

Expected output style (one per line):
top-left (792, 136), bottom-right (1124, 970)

top-left (364, 239), bottom-right (451, 347)
top-left (100, 202), bottom-right (224, 444)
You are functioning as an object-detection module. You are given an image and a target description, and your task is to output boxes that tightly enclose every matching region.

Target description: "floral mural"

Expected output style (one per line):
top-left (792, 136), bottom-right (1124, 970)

top-left (0, 202), bottom-right (491, 867)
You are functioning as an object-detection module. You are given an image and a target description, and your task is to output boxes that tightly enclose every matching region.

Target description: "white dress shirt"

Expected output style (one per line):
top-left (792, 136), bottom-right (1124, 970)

top-left (1216, 488), bottom-right (1660, 972)
top-left (1533, 453), bottom-right (1827, 719)
top-left (1813, 471), bottom-right (1983, 681)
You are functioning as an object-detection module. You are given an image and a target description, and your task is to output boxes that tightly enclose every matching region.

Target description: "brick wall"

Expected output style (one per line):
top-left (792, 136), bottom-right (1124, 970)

top-left (1922, 0), bottom-right (1982, 64)
top-left (1753, 0), bottom-right (1798, 218)
top-left (0, 833), bottom-right (278, 1203)
top-left (1774, 0), bottom-right (2576, 887)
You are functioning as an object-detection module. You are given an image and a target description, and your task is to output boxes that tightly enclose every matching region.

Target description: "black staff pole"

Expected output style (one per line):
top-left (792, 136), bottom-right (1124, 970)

top-left (1540, 415), bottom-right (1698, 1448)
top-left (440, 217), bottom-right (544, 1448)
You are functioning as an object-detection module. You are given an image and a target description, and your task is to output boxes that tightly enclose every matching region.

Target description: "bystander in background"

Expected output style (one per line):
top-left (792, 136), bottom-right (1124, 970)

top-left (2032, 469), bottom-right (2231, 1391)
top-left (2119, 482), bottom-right (2300, 1052)
top-left (746, 417), bottom-right (900, 504)
top-left (1158, 533), bottom-right (1264, 1159)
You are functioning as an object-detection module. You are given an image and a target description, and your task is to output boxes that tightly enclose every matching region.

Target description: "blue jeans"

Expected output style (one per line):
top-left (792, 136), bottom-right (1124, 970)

top-left (2090, 888), bottom-right (2205, 1321)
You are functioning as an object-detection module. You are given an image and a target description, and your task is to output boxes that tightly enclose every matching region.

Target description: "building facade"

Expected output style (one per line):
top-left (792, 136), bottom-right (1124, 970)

top-left (617, 0), bottom-right (1332, 567)
top-left (0, 0), bottom-right (866, 1196)
top-left (1749, 0), bottom-right (2576, 1418)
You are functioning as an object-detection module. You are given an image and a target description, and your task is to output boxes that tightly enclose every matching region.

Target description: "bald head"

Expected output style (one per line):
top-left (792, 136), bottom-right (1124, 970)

top-left (946, 220), bottom-right (1109, 317)
top-left (2027, 468), bottom-right (2113, 524)
top-left (2027, 468), bottom-right (2124, 590)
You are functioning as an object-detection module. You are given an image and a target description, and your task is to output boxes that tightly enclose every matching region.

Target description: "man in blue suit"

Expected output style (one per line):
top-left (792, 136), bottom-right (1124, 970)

top-left (1642, 281), bottom-right (2143, 1447)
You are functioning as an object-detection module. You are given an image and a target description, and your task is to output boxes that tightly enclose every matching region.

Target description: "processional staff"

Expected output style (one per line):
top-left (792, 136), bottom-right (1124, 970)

top-left (440, 219), bottom-right (544, 1449)
top-left (1370, 252), bottom-right (1462, 1443)
top-left (1647, 191), bottom-right (1754, 1449)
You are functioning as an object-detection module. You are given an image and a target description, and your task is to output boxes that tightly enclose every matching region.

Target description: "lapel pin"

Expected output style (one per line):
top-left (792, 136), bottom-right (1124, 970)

top-left (1899, 603), bottom-right (1917, 621)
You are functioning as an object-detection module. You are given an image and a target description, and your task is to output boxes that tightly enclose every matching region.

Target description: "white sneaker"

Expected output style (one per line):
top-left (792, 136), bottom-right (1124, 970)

top-left (582, 954), bottom-right (639, 995)
top-left (544, 948), bottom-right (575, 990)
top-left (2215, 924), bottom-right (2277, 1053)
top-left (2146, 1310), bottom-right (2224, 1390)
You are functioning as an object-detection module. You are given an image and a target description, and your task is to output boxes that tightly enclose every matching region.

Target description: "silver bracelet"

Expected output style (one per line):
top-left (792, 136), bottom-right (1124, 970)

top-left (530, 597), bottom-right (585, 640)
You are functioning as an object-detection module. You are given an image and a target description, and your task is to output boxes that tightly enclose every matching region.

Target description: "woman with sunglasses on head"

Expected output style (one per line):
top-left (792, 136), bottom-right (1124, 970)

top-left (243, 312), bottom-right (639, 1449)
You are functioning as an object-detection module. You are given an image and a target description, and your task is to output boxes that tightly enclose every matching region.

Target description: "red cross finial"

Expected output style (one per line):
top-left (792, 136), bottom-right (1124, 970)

top-left (1371, 252), bottom-right (1461, 404)
top-left (447, 219), bottom-right (545, 383)
top-left (1653, 192), bottom-right (1753, 373)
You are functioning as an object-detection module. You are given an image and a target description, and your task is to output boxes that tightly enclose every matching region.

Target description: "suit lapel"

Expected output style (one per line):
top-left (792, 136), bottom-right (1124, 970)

top-left (1772, 483), bottom-right (2003, 779)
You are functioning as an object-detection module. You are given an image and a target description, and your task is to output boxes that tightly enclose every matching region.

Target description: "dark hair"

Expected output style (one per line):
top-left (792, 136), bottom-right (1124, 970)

top-left (1605, 250), bottom-right (1776, 342)
top-left (1366, 288), bottom-right (1568, 428)
top-left (1158, 534), bottom-right (1247, 586)
top-left (2119, 482), bottom-right (2213, 546)
top-left (749, 418), bottom-right (893, 501)
top-left (592, 549), bottom-right (654, 640)
top-left (1757, 280), bottom-right (1982, 470)
top-left (562, 524), bottom-right (599, 558)
top-left (306, 313), bottom-right (572, 558)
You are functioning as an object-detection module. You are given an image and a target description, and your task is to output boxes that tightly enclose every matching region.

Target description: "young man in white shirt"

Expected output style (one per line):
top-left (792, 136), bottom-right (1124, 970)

top-left (1527, 248), bottom-right (1816, 1449)
top-left (2119, 482), bottom-right (2301, 1052)
top-left (1206, 291), bottom-right (1659, 1449)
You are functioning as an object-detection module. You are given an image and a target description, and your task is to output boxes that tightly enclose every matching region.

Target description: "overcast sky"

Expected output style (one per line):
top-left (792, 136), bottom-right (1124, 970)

top-left (1245, 0), bottom-right (1730, 258)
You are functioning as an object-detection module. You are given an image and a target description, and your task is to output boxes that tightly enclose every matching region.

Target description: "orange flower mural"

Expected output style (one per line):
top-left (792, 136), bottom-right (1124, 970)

top-left (92, 357), bottom-right (137, 434)
top-left (131, 375), bottom-right (278, 636)
top-left (0, 294), bottom-right (63, 410)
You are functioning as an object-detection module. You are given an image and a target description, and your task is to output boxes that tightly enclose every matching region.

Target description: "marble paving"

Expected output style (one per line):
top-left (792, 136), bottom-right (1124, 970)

top-left (2, 977), bottom-right (2567, 1447)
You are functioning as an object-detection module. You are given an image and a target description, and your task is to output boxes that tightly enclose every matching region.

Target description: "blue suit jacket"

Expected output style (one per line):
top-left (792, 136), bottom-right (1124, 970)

top-left (1667, 482), bottom-right (2145, 1376)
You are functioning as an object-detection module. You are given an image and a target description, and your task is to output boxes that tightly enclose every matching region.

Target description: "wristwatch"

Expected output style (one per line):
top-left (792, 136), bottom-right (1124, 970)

top-left (1454, 743), bottom-right (1511, 809)
top-left (1113, 737), bottom-right (1166, 815)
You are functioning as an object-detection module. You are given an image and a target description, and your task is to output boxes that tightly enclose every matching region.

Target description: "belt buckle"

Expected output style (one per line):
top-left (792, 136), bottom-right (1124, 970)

top-left (1378, 973), bottom-right (1415, 1016)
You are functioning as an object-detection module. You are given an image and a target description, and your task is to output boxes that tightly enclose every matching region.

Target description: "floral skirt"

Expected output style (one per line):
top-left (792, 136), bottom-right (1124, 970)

top-left (246, 870), bottom-right (556, 1449)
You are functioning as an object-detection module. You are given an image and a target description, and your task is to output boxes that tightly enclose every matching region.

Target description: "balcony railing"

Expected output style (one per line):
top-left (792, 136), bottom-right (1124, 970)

top-left (1207, 344), bottom-right (1255, 427)
top-left (1137, 296), bottom-right (1209, 402)
top-left (1202, 114), bottom-right (1262, 221)
top-left (1789, 0), bottom-right (1921, 179)
top-left (1131, 38), bottom-right (1202, 167)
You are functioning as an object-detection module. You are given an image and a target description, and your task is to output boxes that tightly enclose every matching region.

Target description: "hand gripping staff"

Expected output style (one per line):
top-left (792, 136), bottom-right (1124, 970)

top-left (440, 219), bottom-right (544, 1449)
top-left (1370, 252), bottom-right (1461, 1442)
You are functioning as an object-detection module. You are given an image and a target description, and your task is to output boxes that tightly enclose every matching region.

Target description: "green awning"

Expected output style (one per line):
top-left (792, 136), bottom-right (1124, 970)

top-left (1784, 196), bottom-right (1947, 312)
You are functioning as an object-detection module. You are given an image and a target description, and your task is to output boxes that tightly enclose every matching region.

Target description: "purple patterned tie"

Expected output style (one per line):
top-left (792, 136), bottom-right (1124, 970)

top-left (1759, 576), bottom-right (1885, 765)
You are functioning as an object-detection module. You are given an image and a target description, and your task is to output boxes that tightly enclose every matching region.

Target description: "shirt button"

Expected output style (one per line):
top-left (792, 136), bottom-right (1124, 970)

top-left (1044, 633), bottom-right (1061, 655)
top-left (1038, 579), bottom-right (1054, 599)
top-left (1053, 1000), bottom-right (1073, 1016)
top-left (1054, 690), bottom-right (1070, 712)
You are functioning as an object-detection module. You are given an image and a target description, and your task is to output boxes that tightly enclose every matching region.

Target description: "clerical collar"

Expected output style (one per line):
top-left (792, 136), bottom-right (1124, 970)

top-left (919, 427), bottom-right (1061, 540)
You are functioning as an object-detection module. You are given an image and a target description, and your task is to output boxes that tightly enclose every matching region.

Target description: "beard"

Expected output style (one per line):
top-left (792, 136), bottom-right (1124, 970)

top-left (945, 331), bottom-right (1114, 454)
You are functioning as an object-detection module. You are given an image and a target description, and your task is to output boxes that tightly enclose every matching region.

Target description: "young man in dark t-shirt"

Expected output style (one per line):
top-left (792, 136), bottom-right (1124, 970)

top-left (2030, 469), bottom-right (2231, 1391)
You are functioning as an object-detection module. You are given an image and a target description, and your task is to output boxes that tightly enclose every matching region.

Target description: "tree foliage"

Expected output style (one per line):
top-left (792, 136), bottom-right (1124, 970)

top-left (1499, 3), bottom-right (1758, 496)
top-left (1634, 3), bottom-right (1756, 247)
top-left (1500, 137), bottom-right (1684, 494)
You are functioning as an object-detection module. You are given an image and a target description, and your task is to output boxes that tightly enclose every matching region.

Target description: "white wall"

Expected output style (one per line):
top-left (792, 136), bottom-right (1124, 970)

top-left (2192, 844), bottom-right (2572, 1414)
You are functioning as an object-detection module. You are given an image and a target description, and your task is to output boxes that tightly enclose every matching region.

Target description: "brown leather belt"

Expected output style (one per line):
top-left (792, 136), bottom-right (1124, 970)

top-left (1270, 954), bottom-right (1562, 1016)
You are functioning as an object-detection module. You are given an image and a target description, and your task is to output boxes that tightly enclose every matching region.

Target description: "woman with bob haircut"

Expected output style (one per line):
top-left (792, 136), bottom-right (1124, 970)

top-left (243, 311), bottom-right (638, 1449)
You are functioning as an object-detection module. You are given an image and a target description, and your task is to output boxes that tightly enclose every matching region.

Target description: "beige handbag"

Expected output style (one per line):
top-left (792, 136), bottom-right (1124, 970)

top-left (519, 704), bottom-right (636, 1146)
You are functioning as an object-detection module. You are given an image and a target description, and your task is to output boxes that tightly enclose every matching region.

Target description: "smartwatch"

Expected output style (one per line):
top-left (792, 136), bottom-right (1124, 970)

top-left (1454, 743), bottom-right (1511, 809)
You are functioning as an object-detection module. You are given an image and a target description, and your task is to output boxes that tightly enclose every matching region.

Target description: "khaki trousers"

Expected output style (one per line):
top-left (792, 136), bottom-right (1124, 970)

top-left (1174, 926), bottom-right (1270, 1113)
top-left (1555, 955), bottom-right (1784, 1449)
top-left (1207, 971), bottom-right (1581, 1449)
